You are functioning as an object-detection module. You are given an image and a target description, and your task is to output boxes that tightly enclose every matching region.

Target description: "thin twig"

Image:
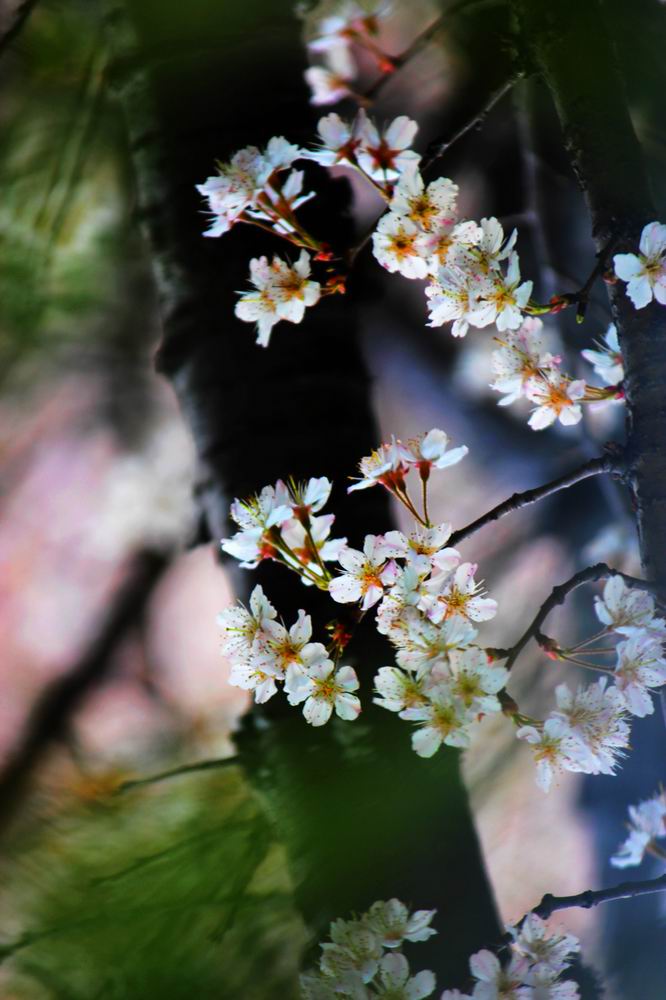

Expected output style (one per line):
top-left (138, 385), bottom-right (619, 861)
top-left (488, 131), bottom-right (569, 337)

top-left (500, 563), bottom-right (661, 671)
top-left (532, 873), bottom-right (666, 920)
top-left (115, 755), bottom-right (240, 794)
top-left (422, 72), bottom-right (524, 172)
top-left (450, 453), bottom-right (622, 547)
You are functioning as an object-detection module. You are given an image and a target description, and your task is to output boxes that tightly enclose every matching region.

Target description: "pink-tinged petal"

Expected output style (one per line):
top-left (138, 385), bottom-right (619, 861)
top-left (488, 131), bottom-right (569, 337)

top-left (328, 574), bottom-right (363, 604)
top-left (361, 583), bottom-right (384, 610)
top-left (335, 692), bottom-right (361, 720)
top-left (407, 969), bottom-right (436, 999)
top-left (469, 949), bottom-right (500, 982)
top-left (304, 696), bottom-right (334, 726)
top-left (559, 404), bottom-right (582, 426)
top-left (412, 727), bottom-right (442, 758)
top-left (653, 279), bottom-right (666, 306)
top-left (431, 548), bottom-right (461, 574)
top-left (529, 406), bottom-right (558, 430)
top-left (614, 253), bottom-right (643, 281)
top-left (639, 221), bottom-right (666, 259)
top-left (620, 685), bottom-right (654, 718)
top-left (379, 559), bottom-right (399, 586)
top-left (336, 666), bottom-right (359, 691)
top-left (627, 276), bottom-right (653, 309)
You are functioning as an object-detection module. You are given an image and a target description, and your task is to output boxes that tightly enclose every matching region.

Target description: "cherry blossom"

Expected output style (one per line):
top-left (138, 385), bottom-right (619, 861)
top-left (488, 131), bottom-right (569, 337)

top-left (373, 213), bottom-right (430, 279)
top-left (613, 221), bottom-right (666, 309)
top-left (373, 666), bottom-right (429, 714)
top-left (221, 482), bottom-right (292, 567)
top-left (517, 718), bottom-right (587, 792)
top-left (289, 659), bottom-right (361, 726)
top-left (391, 615), bottom-right (478, 672)
top-left (549, 679), bottom-right (629, 776)
top-left (490, 319), bottom-right (560, 407)
top-left (365, 899), bottom-right (437, 948)
top-left (426, 266), bottom-right (482, 337)
top-left (468, 949), bottom-right (531, 1000)
top-left (610, 790), bottom-right (666, 868)
top-left (525, 372), bottom-right (586, 430)
top-left (402, 685), bottom-right (475, 756)
top-left (613, 632), bottom-right (666, 716)
top-left (373, 953), bottom-right (436, 999)
top-left (356, 112), bottom-right (420, 183)
top-left (401, 428), bottom-right (469, 478)
top-left (305, 47), bottom-right (356, 106)
top-left (329, 533), bottom-right (401, 609)
top-left (235, 250), bottom-right (321, 347)
top-left (217, 585), bottom-right (277, 660)
top-left (469, 252), bottom-right (533, 332)
top-left (389, 168), bottom-right (458, 232)
top-left (444, 647), bottom-right (508, 714)
top-left (510, 913), bottom-right (579, 980)
top-left (581, 323), bottom-right (624, 386)
top-left (305, 112), bottom-right (361, 167)
top-left (421, 562), bottom-right (498, 625)
top-left (593, 575), bottom-right (662, 635)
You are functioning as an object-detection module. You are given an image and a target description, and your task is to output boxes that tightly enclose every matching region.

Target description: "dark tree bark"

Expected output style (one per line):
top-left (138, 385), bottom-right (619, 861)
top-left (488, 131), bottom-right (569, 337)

top-left (511, 0), bottom-right (666, 588)
top-left (102, 0), bottom-right (501, 985)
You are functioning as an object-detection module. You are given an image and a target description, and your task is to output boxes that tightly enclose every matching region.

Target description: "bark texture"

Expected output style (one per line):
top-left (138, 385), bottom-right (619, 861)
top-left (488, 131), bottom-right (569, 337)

top-left (103, 0), bottom-right (501, 985)
top-left (511, 0), bottom-right (666, 587)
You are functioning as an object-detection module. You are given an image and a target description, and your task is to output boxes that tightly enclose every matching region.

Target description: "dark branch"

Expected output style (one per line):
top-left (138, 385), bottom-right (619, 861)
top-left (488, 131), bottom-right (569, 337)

top-left (116, 754), bottom-right (239, 794)
top-left (422, 71), bottom-right (524, 172)
top-left (450, 453), bottom-right (621, 547)
top-left (498, 562), bottom-right (659, 671)
top-left (0, 550), bottom-right (168, 836)
top-left (532, 872), bottom-right (666, 920)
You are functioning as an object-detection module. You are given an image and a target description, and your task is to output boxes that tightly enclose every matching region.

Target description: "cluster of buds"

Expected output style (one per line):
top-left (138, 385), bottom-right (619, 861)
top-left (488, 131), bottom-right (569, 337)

top-left (516, 576), bottom-right (666, 791)
top-left (301, 898), bottom-right (581, 1000)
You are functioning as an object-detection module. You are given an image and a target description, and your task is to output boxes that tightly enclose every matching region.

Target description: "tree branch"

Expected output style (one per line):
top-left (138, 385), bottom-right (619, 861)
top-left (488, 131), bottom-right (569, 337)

top-left (450, 453), bottom-right (622, 547)
top-left (116, 755), bottom-right (239, 794)
top-left (497, 562), bottom-right (659, 671)
top-left (0, 550), bottom-right (168, 837)
top-left (510, 0), bottom-right (666, 591)
top-left (531, 872), bottom-right (666, 921)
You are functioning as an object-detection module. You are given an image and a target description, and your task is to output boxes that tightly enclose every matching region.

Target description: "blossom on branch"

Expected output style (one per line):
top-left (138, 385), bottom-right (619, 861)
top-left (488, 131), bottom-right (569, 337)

top-left (235, 251), bottom-right (321, 347)
top-left (610, 789), bottom-right (666, 868)
top-left (613, 221), bottom-right (666, 309)
top-left (581, 323), bottom-right (624, 385)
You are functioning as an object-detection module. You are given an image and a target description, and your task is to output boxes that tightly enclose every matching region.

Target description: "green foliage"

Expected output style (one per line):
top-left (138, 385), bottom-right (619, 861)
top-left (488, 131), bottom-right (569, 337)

top-left (0, 766), bottom-right (305, 999)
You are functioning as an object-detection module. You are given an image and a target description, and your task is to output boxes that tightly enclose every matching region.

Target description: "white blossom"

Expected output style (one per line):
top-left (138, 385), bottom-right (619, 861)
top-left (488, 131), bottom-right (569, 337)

top-left (348, 437), bottom-right (410, 493)
top-left (517, 718), bottom-right (587, 792)
top-left (426, 266), bottom-right (486, 337)
top-left (217, 585), bottom-right (277, 660)
top-left (613, 632), bottom-right (666, 716)
top-left (373, 666), bottom-right (429, 714)
top-left (305, 46), bottom-right (356, 106)
top-left (402, 685), bottom-right (475, 756)
top-left (235, 250), bottom-right (321, 347)
top-left (389, 168), bottom-right (458, 232)
top-left (306, 112), bottom-right (361, 166)
top-left (289, 659), bottom-right (361, 725)
top-left (373, 213), bottom-right (430, 279)
top-left (365, 899), bottom-right (437, 948)
top-left (613, 221), bottom-right (666, 309)
top-left (468, 253), bottom-right (533, 332)
top-left (611, 790), bottom-right (666, 868)
top-left (594, 575), bottom-right (662, 635)
top-left (468, 949), bottom-right (530, 1000)
top-left (221, 482), bottom-right (293, 567)
top-left (374, 953), bottom-right (436, 999)
top-left (510, 914), bottom-right (579, 979)
top-left (490, 319), bottom-right (559, 406)
top-left (525, 372), bottom-right (586, 430)
top-left (421, 562), bottom-right (498, 625)
top-left (356, 111), bottom-right (420, 183)
top-left (329, 534), bottom-right (401, 609)
top-left (400, 428), bottom-right (469, 477)
top-left (581, 324), bottom-right (624, 385)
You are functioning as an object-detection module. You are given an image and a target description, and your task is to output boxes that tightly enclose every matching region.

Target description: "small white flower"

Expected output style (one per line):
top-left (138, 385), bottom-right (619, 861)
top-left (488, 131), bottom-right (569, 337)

top-left (594, 575), bottom-right (661, 635)
top-left (217, 585), bottom-right (277, 659)
top-left (305, 112), bottom-right (360, 166)
top-left (490, 318), bottom-right (559, 406)
top-left (403, 685), bottom-right (474, 756)
top-left (426, 266), bottom-right (486, 337)
top-left (421, 562), bottom-right (498, 625)
top-left (293, 660), bottom-right (362, 726)
top-left (444, 647), bottom-right (508, 714)
top-left (517, 718), bottom-right (586, 792)
top-left (221, 482), bottom-right (293, 567)
top-left (348, 437), bottom-right (410, 493)
top-left (305, 46), bottom-right (356, 106)
top-left (613, 632), bottom-right (666, 716)
top-left (196, 146), bottom-right (271, 237)
top-left (400, 428), bottom-right (468, 477)
top-left (613, 221), bottom-right (666, 309)
top-left (550, 679), bottom-right (629, 776)
top-left (526, 372), bottom-right (586, 430)
top-left (373, 666), bottom-right (429, 714)
top-left (356, 111), bottom-right (421, 183)
top-left (611, 790), bottom-right (666, 868)
top-left (581, 324), bottom-right (624, 385)
top-left (470, 253), bottom-right (533, 332)
top-left (235, 251), bottom-right (321, 347)
top-left (393, 615), bottom-right (478, 672)
top-left (389, 167), bottom-right (458, 232)
top-left (329, 534), bottom-right (400, 610)
top-left (365, 899), bottom-right (437, 948)
top-left (372, 213), bottom-right (430, 279)
top-left (468, 949), bottom-right (530, 1000)
top-left (374, 953), bottom-right (436, 999)
top-left (510, 913), bottom-right (580, 978)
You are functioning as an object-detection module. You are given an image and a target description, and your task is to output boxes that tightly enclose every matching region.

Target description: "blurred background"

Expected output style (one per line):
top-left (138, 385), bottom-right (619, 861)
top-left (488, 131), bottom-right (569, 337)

top-left (0, 0), bottom-right (665, 997)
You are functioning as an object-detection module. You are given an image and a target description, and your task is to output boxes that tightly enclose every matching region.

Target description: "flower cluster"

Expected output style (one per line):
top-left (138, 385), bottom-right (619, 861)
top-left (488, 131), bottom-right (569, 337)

top-left (300, 897), bottom-right (437, 999)
top-left (329, 429), bottom-right (503, 757)
top-left (490, 317), bottom-right (624, 430)
top-left (301, 900), bottom-right (581, 1000)
top-left (446, 912), bottom-right (581, 999)
top-left (303, 1), bottom-right (394, 107)
top-left (614, 221), bottom-right (666, 309)
top-left (196, 137), bottom-right (311, 240)
top-left (610, 789), bottom-right (666, 868)
top-left (517, 576), bottom-right (666, 791)
top-left (221, 476), bottom-right (344, 582)
top-left (218, 584), bottom-right (360, 725)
